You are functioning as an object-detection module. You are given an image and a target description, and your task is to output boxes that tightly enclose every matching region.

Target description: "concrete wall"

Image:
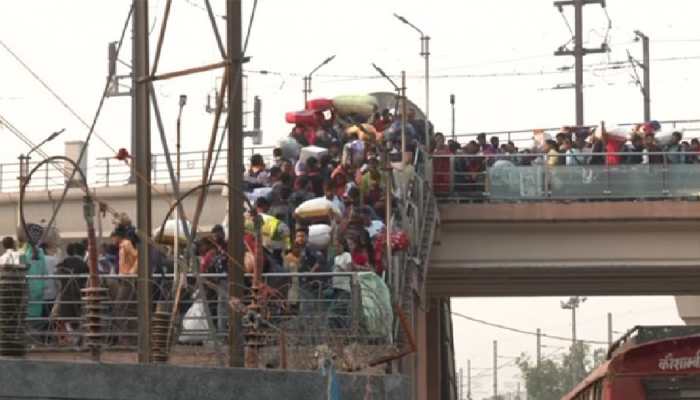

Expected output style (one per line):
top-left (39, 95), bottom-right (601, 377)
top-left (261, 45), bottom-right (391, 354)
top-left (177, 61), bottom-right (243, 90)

top-left (0, 182), bottom-right (228, 240)
top-left (0, 359), bottom-right (408, 400)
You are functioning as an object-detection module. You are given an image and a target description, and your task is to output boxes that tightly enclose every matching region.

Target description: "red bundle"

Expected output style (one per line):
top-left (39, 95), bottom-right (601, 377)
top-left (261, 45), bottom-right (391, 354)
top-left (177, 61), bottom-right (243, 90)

top-left (373, 228), bottom-right (411, 274)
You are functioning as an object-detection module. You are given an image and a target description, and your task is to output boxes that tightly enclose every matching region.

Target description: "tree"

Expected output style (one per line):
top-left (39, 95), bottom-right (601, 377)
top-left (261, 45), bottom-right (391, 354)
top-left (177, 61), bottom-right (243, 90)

top-left (517, 356), bottom-right (569, 400)
top-left (517, 342), bottom-right (604, 400)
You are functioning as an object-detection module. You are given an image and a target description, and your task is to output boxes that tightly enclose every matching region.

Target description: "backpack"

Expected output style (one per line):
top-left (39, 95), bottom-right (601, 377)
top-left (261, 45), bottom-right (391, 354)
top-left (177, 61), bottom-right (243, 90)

top-left (209, 252), bottom-right (228, 275)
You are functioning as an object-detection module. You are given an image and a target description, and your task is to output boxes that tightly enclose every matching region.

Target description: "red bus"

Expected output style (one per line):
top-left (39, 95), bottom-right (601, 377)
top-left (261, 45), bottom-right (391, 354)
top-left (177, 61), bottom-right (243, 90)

top-left (562, 326), bottom-right (700, 400)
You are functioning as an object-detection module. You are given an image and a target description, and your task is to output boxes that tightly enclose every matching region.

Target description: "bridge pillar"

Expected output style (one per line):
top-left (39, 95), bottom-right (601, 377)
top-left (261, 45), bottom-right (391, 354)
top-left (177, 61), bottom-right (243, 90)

top-left (416, 298), bottom-right (442, 400)
top-left (676, 296), bottom-right (700, 325)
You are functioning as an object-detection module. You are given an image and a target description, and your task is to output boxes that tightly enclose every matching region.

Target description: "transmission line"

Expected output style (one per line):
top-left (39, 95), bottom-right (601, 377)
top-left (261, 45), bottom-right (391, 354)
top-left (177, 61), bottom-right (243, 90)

top-left (451, 312), bottom-right (608, 345)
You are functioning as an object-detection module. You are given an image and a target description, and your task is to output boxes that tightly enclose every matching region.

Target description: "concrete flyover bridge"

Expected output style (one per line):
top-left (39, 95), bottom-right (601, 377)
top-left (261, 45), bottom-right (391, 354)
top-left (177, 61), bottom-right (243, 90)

top-left (413, 152), bottom-right (700, 399)
top-left (431, 201), bottom-right (700, 297)
top-left (428, 151), bottom-right (700, 308)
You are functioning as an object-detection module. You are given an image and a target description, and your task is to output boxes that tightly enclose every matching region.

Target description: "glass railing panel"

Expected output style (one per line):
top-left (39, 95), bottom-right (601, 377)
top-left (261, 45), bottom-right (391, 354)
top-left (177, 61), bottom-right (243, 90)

top-left (489, 165), bottom-right (546, 200)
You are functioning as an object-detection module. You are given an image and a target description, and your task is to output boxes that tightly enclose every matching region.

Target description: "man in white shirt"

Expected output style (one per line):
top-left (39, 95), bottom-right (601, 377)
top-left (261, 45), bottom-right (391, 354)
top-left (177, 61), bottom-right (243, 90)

top-left (0, 236), bottom-right (21, 265)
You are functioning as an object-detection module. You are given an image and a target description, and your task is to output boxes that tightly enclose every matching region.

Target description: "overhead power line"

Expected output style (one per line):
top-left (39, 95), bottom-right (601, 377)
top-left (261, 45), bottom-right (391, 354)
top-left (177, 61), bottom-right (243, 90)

top-left (451, 312), bottom-right (608, 345)
top-left (468, 346), bottom-right (567, 382)
top-left (246, 54), bottom-right (700, 85)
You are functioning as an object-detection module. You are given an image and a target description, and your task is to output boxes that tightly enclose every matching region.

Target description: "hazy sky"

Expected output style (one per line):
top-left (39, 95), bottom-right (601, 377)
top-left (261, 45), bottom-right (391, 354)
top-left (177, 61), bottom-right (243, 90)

top-left (1, 1), bottom-right (698, 396)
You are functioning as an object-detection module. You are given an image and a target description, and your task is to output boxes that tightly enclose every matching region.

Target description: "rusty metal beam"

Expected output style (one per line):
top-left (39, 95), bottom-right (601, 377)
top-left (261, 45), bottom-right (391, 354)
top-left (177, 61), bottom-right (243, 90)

top-left (140, 60), bottom-right (229, 83)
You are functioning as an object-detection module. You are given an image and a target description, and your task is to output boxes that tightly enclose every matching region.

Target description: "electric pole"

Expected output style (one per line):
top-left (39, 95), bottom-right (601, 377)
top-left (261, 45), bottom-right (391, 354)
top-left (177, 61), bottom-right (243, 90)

top-left (226, 0), bottom-right (246, 368)
top-left (536, 328), bottom-right (542, 368)
top-left (132, 0), bottom-right (152, 364)
top-left (554, 0), bottom-right (609, 126)
top-left (632, 30), bottom-right (650, 122)
top-left (459, 367), bottom-right (463, 400)
top-left (493, 340), bottom-right (498, 400)
top-left (468, 359), bottom-right (472, 400)
top-left (607, 312), bottom-right (613, 348)
top-left (561, 296), bottom-right (586, 383)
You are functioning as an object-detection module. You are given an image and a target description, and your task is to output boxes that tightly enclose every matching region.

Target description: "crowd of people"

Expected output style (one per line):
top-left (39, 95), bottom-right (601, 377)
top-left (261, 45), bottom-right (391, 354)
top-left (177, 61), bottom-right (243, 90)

top-left (0, 230), bottom-right (88, 339)
top-left (431, 121), bottom-right (698, 194)
top-left (221, 105), bottom-right (425, 310)
top-left (0, 100), bottom-right (428, 342)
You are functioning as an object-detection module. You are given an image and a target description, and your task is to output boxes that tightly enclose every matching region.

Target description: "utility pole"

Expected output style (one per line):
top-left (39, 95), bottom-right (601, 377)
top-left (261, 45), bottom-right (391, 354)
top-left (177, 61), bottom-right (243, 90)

top-left (536, 328), bottom-right (542, 368)
top-left (493, 340), bottom-right (498, 400)
top-left (561, 296), bottom-right (586, 383)
top-left (106, 36), bottom-right (133, 179)
top-left (607, 312), bottom-right (613, 348)
top-left (554, 0), bottom-right (609, 126)
top-left (633, 30), bottom-right (651, 122)
top-left (226, 0), bottom-right (245, 368)
top-left (132, 0), bottom-right (152, 364)
top-left (459, 367), bottom-right (463, 400)
top-left (467, 359), bottom-right (472, 400)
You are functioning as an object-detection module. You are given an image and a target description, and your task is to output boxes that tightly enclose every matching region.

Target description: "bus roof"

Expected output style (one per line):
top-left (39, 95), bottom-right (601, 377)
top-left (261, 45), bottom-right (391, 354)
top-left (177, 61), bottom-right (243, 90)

top-left (561, 332), bottom-right (700, 400)
top-left (560, 361), bottom-right (611, 400)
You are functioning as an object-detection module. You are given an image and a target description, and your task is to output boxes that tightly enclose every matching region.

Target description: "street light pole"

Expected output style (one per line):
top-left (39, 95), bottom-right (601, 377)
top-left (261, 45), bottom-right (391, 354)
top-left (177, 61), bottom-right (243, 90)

top-left (174, 94), bottom-right (186, 279)
top-left (371, 63), bottom-right (409, 163)
top-left (302, 55), bottom-right (336, 107)
top-left (17, 128), bottom-right (65, 226)
top-left (394, 13), bottom-right (430, 146)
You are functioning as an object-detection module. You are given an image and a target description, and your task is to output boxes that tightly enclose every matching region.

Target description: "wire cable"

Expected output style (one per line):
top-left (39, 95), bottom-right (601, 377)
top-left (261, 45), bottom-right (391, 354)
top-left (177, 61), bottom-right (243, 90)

top-left (451, 312), bottom-right (608, 345)
top-left (0, 38), bottom-right (120, 155)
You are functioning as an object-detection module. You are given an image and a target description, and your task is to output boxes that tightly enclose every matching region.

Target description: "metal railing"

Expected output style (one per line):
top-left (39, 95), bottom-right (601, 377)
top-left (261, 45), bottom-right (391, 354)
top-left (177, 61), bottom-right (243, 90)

top-left (432, 151), bottom-right (700, 202)
top-left (94, 146), bottom-right (275, 187)
top-left (0, 146), bottom-right (276, 193)
top-left (18, 271), bottom-right (394, 369)
top-left (450, 119), bottom-right (700, 149)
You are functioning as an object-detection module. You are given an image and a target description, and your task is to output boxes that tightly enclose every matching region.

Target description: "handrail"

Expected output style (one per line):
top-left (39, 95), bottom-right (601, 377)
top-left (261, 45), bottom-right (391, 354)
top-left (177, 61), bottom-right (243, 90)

top-left (26, 271), bottom-right (360, 279)
top-left (430, 150), bottom-right (700, 202)
top-left (431, 151), bottom-right (695, 158)
top-left (0, 146), bottom-right (277, 193)
top-left (451, 118), bottom-right (700, 140)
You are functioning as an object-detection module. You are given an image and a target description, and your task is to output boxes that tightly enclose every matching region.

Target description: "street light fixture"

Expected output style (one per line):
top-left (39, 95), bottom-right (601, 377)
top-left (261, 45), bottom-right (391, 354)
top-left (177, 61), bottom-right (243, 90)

top-left (394, 13), bottom-right (430, 147)
top-left (27, 128), bottom-right (65, 158)
top-left (19, 128), bottom-right (66, 181)
top-left (371, 63), bottom-right (407, 157)
top-left (303, 55), bottom-right (336, 107)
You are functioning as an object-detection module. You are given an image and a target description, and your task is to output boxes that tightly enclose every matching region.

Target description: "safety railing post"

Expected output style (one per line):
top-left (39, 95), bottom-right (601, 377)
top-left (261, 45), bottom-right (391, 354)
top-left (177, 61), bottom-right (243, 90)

top-left (543, 163), bottom-right (550, 199)
top-left (448, 154), bottom-right (454, 195)
top-left (350, 273), bottom-right (362, 337)
top-left (45, 163), bottom-right (49, 190)
top-left (106, 159), bottom-right (111, 187)
top-left (662, 152), bottom-right (670, 196)
top-left (605, 153), bottom-right (611, 196)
